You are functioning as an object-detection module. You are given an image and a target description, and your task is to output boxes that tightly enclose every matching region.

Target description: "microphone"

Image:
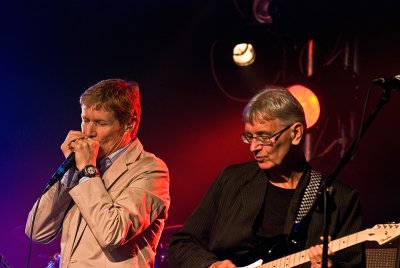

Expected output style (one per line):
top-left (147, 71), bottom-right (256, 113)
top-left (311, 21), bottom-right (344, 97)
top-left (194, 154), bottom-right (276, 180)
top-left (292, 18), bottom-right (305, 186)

top-left (372, 75), bottom-right (400, 90)
top-left (45, 152), bottom-right (76, 190)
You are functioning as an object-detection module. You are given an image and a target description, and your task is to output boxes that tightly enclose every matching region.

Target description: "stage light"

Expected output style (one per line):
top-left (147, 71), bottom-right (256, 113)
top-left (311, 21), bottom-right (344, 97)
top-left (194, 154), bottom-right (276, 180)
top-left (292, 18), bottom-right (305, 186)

top-left (288, 84), bottom-right (320, 128)
top-left (232, 43), bottom-right (256, 66)
top-left (252, 0), bottom-right (274, 24)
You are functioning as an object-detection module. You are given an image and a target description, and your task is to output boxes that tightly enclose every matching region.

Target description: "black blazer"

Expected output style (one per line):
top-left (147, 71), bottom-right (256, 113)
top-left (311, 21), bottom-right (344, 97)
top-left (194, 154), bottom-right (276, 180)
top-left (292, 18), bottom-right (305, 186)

top-left (168, 161), bottom-right (364, 268)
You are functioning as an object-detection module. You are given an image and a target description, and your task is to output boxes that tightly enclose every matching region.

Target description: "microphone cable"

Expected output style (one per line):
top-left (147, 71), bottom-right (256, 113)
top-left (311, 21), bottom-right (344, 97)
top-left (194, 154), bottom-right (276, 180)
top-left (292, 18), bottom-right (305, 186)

top-left (0, 253), bottom-right (13, 268)
top-left (26, 153), bottom-right (76, 268)
top-left (26, 193), bottom-right (44, 268)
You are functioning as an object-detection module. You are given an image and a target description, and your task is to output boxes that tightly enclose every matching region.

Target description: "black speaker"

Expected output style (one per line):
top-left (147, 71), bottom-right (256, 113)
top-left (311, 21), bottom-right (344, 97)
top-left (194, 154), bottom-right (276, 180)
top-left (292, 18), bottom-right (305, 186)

top-left (365, 239), bottom-right (400, 268)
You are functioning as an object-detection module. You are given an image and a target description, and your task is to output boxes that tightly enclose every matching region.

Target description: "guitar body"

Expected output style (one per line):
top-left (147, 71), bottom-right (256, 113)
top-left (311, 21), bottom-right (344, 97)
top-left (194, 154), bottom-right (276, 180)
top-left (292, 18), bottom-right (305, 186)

top-left (228, 234), bottom-right (302, 267)
top-left (239, 259), bottom-right (263, 268)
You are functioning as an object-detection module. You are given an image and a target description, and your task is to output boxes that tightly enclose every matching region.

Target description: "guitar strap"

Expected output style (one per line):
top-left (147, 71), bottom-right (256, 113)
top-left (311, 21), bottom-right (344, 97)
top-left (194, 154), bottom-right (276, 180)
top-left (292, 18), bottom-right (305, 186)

top-left (293, 169), bottom-right (323, 227)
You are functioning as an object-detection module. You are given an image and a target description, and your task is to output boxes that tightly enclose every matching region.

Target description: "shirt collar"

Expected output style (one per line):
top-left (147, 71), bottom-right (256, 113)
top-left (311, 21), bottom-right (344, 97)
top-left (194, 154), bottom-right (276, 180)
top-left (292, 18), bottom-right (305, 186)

top-left (98, 139), bottom-right (134, 169)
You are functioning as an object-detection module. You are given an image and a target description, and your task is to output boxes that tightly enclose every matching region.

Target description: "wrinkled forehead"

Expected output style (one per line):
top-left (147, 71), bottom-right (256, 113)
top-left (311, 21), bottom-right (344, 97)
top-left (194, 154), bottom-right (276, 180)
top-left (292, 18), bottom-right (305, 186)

top-left (245, 117), bottom-right (284, 128)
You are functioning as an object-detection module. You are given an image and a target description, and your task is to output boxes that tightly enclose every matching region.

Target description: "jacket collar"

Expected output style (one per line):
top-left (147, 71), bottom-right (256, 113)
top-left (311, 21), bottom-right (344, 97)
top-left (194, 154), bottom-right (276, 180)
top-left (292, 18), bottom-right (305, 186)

top-left (101, 138), bottom-right (143, 189)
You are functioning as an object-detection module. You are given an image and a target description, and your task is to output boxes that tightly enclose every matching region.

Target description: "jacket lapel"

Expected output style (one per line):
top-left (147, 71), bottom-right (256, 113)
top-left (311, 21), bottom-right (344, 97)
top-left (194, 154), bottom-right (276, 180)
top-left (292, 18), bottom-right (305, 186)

top-left (70, 213), bottom-right (87, 256)
top-left (102, 139), bottom-right (143, 190)
top-left (241, 166), bottom-right (269, 227)
top-left (283, 166), bottom-right (312, 235)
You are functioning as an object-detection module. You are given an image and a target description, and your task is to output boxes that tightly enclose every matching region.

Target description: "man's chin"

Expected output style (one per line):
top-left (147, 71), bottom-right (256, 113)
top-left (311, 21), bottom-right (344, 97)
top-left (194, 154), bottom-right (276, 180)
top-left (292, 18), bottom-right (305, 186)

top-left (256, 160), bottom-right (273, 170)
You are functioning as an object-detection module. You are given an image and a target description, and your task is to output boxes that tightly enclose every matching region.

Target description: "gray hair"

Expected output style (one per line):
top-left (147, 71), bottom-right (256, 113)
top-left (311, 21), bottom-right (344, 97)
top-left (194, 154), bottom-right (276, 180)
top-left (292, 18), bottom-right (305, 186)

top-left (242, 86), bottom-right (306, 128)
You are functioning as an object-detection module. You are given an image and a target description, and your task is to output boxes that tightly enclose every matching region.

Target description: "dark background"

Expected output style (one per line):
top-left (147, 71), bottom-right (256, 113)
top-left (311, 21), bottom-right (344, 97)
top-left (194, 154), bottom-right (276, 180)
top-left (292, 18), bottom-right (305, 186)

top-left (0, 0), bottom-right (399, 267)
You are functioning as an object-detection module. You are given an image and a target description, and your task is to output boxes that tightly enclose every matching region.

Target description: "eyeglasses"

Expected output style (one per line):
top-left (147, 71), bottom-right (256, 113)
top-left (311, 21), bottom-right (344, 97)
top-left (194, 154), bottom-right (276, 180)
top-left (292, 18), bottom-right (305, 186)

top-left (240, 124), bottom-right (293, 146)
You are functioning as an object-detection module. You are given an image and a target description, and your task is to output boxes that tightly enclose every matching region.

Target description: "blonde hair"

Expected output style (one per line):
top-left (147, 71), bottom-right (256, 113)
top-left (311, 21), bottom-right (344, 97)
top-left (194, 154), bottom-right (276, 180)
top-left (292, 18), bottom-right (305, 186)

top-left (80, 79), bottom-right (141, 137)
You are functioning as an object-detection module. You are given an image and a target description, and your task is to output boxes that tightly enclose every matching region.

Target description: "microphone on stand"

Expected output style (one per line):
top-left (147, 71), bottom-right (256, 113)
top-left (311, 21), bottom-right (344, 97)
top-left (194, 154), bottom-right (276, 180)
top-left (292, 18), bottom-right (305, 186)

top-left (372, 75), bottom-right (400, 90)
top-left (43, 152), bottom-right (76, 193)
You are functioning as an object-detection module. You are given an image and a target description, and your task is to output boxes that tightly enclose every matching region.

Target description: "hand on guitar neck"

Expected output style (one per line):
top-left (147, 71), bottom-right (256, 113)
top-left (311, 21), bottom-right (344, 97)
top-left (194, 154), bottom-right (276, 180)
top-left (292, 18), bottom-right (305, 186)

top-left (308, 236), bottom-right (333, 268)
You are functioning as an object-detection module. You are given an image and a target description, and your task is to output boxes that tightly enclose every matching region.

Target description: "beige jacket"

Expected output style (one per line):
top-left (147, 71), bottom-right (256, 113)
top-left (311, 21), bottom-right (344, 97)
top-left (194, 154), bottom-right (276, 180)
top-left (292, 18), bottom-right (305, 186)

top-left (26, 139), bottom-right (170, 267)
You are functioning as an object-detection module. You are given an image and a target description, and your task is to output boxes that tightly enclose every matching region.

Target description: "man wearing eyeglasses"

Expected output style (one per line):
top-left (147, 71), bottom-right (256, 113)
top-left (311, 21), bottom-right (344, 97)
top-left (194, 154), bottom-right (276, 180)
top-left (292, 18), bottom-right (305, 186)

top-left (168, 87), bottom-right (364, 268)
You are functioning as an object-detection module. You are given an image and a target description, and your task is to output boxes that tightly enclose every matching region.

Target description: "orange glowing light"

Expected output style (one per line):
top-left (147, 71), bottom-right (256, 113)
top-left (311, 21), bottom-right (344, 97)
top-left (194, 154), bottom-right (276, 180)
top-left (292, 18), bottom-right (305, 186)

top-left (288, 84), bottom-right (320, 128)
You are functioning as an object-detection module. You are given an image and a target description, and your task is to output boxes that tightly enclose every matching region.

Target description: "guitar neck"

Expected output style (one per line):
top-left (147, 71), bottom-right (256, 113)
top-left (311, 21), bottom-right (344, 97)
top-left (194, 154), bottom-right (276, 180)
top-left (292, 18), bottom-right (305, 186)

top-left (259, 229), bottom-right (369, 268)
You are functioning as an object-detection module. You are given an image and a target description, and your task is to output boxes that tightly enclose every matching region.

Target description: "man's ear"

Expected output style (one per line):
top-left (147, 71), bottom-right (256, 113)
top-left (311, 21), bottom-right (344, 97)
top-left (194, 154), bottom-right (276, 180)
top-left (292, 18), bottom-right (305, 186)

top-left (120, 121), bottom-right (135, 136)
top-left (125, 121), bottom-right (137, 134)
top-left (125, 123), bottom-right (132, 131)
top-left (291, 122), bottom-right (304, 145)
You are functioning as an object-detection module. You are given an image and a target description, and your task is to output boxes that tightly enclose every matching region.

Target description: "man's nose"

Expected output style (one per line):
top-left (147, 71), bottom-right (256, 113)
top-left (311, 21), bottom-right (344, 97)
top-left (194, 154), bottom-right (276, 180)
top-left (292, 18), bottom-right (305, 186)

top-left (249, 138), bottom-right (262, 152)
top-left (83, 123), bottom-right (96, 137)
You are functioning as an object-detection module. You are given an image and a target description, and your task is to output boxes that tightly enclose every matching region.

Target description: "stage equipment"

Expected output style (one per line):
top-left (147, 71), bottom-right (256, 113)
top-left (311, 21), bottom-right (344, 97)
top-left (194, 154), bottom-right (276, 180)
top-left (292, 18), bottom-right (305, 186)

top-left (288, 84), bottom-right (320, 128)
top-left (233, 43), bottom-right (256, 66)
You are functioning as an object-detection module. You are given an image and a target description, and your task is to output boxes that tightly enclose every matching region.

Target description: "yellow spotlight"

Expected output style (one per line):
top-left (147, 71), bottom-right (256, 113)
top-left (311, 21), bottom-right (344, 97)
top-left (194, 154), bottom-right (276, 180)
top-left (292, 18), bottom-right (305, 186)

top-left (232, 43), bottom-right (256, 66)
top-left (288, 84), bottom-right (320, 129)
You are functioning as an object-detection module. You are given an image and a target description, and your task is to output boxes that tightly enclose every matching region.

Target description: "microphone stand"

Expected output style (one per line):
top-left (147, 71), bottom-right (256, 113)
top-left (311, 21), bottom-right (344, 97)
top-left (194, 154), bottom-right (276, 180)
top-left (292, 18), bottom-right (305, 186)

top-left (319, 85), bottom-right (393, 268)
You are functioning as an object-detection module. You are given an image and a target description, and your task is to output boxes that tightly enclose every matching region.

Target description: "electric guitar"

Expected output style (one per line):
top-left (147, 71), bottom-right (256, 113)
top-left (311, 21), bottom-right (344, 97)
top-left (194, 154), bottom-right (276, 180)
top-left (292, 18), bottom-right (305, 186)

top-left (239, 223), bottom-right (400, 268)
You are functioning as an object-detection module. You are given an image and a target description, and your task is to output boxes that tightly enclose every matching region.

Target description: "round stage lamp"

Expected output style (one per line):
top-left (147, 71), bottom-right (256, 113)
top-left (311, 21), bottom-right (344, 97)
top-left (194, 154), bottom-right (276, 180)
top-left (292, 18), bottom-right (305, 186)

top-left (288, 84), bottom-right (320, 128)
top-left (232, 43), bottom-right (256, 66)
